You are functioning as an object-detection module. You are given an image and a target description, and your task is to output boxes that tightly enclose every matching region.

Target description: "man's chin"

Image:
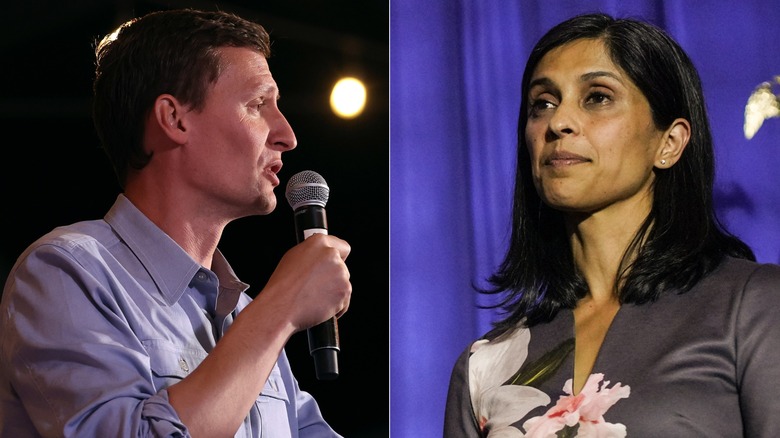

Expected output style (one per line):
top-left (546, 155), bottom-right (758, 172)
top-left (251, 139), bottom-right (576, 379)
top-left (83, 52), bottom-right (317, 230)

top-left (254, 195), bottom-right (276, 215)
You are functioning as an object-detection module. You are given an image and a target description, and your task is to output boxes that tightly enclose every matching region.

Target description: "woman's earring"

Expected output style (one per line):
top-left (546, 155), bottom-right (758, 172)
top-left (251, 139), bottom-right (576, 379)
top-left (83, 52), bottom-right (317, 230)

top-left (660, 159), bottom-right (667, 165)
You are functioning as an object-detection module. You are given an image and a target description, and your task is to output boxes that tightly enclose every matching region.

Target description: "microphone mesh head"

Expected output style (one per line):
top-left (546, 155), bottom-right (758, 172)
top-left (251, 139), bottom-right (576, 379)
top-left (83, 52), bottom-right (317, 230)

top-left (285, 170), bottom-right (330, 210)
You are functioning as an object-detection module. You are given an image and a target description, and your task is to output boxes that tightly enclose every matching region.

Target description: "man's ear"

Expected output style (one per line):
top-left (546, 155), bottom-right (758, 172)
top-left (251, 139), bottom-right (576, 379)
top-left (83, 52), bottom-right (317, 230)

top-left (151, 94), bottom-right (188, 145)
top-left (655, 117), bottom-right (691, 168)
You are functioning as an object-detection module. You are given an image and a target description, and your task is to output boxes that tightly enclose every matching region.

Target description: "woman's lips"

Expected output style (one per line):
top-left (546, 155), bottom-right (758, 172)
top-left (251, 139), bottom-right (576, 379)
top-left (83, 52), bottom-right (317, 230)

top-left (544, 151), bottom-right (591, 167)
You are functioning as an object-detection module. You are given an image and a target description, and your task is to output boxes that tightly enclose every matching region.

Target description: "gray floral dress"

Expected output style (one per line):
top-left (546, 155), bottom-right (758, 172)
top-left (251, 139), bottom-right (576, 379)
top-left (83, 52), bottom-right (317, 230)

top-left (444, 257), bottom-right (780, 437)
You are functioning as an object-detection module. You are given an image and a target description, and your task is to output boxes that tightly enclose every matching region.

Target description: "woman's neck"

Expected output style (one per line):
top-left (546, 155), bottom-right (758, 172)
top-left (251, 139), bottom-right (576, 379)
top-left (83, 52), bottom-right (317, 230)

top-left (566, 197), bottom-right (652, 300)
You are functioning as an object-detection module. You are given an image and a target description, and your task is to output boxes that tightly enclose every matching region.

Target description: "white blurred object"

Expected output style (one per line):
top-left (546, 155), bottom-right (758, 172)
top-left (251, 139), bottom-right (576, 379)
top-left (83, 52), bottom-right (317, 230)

top-left (744, 75), bottom-right (780, 140)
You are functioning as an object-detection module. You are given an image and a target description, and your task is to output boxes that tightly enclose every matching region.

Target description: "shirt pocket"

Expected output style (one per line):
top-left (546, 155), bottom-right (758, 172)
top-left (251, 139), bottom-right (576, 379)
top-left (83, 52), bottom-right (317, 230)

top-left (143, 339), bottom-right (207, 391)
top-left (256, 364), bottom-right (292, 437)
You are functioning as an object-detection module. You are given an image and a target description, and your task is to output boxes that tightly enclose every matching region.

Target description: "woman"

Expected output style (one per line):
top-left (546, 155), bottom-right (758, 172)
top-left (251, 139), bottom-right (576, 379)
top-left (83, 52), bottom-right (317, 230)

top-left (444, 13), bottom-right (780, 437)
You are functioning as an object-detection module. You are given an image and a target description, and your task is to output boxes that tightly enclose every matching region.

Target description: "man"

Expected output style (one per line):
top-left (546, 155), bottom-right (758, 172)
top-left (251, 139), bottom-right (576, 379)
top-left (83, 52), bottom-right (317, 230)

top-left (0, 9), bottom-right (351, 437)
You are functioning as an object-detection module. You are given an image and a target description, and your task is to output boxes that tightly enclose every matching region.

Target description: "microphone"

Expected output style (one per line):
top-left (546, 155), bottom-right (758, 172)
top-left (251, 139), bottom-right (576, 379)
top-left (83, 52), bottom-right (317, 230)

top-left (285, 170), bottom-right (340, 381)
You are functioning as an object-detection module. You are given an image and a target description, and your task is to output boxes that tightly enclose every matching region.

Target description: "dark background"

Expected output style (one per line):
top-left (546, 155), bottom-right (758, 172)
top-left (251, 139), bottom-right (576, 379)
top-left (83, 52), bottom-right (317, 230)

top-left (0, 1), bottom-right (388, 436)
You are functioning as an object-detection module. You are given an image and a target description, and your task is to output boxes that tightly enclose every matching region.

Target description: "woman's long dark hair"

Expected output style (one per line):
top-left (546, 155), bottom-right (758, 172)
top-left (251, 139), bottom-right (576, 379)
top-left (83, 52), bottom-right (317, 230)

top-left (482, 13), bottom-right (754, 337)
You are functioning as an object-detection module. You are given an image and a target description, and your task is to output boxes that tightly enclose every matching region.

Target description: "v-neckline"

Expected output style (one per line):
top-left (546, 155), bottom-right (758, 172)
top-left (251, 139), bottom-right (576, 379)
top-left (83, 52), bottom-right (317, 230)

top-left (569, 302), bottom-right (622, 395)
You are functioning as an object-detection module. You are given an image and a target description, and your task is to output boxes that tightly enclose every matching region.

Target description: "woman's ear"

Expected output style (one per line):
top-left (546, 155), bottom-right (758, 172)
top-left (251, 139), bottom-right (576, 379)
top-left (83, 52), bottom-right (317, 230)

top-left (151, 94), bottom-right (188, 145)
top-left (655, 118), bottom-right (691, 168)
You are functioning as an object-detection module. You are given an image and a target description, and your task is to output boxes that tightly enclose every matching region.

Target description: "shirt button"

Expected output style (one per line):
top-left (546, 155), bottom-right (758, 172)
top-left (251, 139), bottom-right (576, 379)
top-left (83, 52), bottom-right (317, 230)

top-left (196, 272), bottom-right (207, 281)
top-left (179, 358), bottom-right (189, 373)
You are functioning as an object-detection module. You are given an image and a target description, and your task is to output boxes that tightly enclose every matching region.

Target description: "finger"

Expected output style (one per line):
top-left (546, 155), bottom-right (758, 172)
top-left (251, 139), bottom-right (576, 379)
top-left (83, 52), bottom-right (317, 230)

top-left (335, 282), bottom-right (352, 319)
top-left (323, 235), bottom-right (351, 260)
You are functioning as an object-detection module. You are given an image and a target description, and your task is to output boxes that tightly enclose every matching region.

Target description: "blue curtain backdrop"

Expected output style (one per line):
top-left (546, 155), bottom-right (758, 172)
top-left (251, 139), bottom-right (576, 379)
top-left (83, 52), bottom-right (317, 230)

top-left (390, 1), bottom-right (779, 436)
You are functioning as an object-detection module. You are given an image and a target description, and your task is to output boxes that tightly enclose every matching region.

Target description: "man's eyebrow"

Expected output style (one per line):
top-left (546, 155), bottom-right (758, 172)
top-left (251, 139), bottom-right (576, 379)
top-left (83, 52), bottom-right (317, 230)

top-left (250, 80), bottom-right (278, 94)
top-left (253, 83), bottom-right (282, 101)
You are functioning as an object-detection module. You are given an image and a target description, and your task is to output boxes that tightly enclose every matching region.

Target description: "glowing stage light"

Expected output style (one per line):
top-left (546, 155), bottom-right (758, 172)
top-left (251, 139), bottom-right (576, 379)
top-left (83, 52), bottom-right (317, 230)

top-left (330, 77), bottom-right (366, 119)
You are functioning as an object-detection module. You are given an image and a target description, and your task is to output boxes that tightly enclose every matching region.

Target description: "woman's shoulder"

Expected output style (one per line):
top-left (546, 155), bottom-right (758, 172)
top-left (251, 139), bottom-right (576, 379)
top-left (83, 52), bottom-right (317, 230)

top-left (703, 256), bottom-right (780, 305)
top-left (715, 256), bottom-right (780, 283)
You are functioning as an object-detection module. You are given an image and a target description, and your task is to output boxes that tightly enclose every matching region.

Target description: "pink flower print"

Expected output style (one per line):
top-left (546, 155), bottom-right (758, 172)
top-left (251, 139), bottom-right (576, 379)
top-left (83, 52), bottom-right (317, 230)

top-left (522, 373), bottom-right (630, 438)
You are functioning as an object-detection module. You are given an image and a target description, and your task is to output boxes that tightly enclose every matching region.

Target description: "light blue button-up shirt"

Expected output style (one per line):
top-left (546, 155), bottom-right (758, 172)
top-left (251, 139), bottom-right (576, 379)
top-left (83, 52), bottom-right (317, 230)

top-left (0, 194), bottom-right (340, 437)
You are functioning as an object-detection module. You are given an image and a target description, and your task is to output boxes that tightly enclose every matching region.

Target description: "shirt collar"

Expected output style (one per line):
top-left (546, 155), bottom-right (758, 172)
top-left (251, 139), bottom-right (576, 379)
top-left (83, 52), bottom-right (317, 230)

top-left (104, 194), bottom-right (207, 305)
top-left (211, 249), bottom-right (251, 295)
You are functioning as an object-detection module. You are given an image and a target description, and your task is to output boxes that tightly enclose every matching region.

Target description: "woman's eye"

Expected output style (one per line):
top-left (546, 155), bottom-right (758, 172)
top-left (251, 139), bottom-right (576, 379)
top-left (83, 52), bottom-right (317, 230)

top-left (585, 92), bottom-right (610, 105)
top-left (529, 98), bottom-right (555, 116)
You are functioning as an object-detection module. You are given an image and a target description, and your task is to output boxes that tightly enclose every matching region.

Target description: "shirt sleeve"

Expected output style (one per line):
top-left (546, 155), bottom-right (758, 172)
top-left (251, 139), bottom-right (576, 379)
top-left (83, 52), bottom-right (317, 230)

top-left (736, 262), bottom-right (780, 437)
top-left (274, 351), bottom-right (343, 438)
top-left (0, 242), bottom-right (189, 437)
top-left (443, 345), bottom-right (482, 437)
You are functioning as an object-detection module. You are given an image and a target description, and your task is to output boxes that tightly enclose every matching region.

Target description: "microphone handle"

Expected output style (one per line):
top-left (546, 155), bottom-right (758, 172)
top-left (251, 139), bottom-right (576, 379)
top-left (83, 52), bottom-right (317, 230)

top-left (308, 316), bottom-right (339, 381)
top-left (293, 204), bottom-right (340, 381)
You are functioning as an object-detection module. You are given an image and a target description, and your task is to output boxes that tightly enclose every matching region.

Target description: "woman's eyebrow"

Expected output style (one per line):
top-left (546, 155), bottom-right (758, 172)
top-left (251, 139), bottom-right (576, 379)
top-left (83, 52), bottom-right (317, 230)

top-left (580, 70), bottom-right (624, 84)
top-left (528, 77), bottom-right (555, 90)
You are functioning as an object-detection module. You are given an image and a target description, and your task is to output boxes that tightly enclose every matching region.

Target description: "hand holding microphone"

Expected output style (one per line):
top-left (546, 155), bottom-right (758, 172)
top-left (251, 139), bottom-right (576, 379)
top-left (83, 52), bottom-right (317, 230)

top-left (285, 170), bottom-right (349, 380)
